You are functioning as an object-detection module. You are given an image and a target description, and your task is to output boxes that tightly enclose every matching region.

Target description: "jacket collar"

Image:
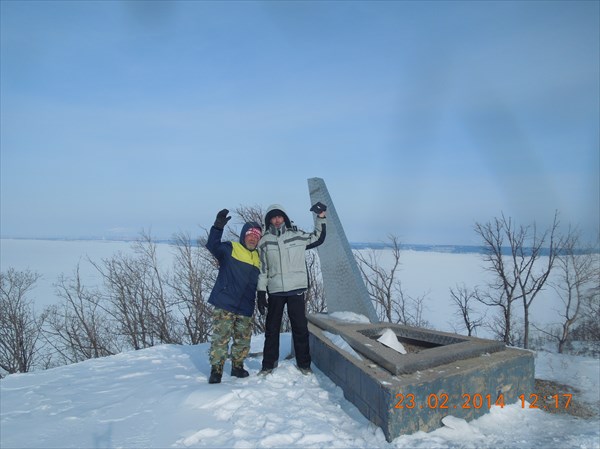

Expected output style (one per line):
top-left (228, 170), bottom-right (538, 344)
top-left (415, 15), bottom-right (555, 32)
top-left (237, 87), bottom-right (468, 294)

top-left (268, 224), bottom-right (287, 236)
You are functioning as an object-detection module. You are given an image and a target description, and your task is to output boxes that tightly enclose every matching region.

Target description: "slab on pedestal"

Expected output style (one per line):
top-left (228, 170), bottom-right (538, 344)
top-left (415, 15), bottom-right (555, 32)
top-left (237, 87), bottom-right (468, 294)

top-left (308, 316), bottom-right (534, 442)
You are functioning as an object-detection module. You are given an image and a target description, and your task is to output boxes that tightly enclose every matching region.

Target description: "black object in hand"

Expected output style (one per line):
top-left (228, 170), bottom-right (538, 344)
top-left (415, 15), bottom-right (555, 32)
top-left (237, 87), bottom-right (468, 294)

top-left (214, 209), bottom-right (231, 230)
top-left (257, 291), bottom-right (268, 316)
top-left (310, 202), bottom-right (327, 214)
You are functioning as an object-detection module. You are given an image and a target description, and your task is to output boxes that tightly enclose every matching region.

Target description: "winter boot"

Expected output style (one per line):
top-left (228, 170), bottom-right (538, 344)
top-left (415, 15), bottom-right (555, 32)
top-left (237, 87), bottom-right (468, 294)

top-left (296, 365), bottom-right (313, 375)
top-left (231, 363), bottom-right (249, 378)
top-left (208, 365), bottom-right (223, 384)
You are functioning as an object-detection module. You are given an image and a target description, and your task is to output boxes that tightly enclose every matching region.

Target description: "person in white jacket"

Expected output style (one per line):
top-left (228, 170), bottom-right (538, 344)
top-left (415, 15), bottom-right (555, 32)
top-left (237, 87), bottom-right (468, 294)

top-left (256, 203), bottom-right (326, 375)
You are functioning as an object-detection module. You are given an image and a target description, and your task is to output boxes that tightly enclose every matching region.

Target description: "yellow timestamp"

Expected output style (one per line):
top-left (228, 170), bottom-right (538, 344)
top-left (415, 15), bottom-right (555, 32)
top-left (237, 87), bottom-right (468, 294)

top-left (393, 393), bottom-right (573, 410)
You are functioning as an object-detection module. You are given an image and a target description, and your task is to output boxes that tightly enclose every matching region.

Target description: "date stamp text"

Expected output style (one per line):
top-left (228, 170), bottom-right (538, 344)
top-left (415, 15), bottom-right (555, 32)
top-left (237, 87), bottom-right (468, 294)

top-left (393, 393), bottom-right (573, 410)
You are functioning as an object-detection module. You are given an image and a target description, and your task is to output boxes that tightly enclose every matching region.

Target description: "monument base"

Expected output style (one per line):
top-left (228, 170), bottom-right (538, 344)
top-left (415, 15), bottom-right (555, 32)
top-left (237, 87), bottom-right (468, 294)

top-left (308, 318), bottom-right (534, 442)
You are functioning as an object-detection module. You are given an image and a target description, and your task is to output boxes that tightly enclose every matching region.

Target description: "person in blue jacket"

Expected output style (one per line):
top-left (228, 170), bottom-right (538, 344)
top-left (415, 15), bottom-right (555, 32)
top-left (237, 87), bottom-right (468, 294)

top-left (206, 209), bottom-right (262, 384)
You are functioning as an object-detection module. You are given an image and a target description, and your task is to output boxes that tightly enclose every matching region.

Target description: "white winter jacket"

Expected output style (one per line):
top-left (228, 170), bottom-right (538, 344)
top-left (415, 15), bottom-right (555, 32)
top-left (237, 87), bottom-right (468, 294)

top-left (257, 204), bottom-right (326, 294)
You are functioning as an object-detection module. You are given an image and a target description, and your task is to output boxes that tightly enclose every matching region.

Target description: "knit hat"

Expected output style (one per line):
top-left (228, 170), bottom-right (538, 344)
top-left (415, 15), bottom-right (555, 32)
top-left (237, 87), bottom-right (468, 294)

top-left (239, 221), bottom-right (262, 246)
top-left (245, 227), bottom-right (262, 240)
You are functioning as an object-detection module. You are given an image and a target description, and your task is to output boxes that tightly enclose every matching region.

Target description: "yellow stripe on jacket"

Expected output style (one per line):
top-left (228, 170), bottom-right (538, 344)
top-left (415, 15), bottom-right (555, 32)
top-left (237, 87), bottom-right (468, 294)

top-left (231, 241), bottom-right (260, 269)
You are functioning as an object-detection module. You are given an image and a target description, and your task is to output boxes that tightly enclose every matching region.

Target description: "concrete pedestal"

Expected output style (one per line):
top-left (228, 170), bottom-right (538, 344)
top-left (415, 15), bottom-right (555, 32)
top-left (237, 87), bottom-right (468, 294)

top-left (308, 318), bottom-right (534, 441)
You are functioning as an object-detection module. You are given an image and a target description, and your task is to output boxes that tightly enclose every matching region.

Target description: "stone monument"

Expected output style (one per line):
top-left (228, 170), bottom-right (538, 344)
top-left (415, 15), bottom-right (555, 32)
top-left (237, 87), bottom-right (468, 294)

top-left (307, 177), bottom-right (378, 323)
top-left (306, 177), bottom-right (534, 442)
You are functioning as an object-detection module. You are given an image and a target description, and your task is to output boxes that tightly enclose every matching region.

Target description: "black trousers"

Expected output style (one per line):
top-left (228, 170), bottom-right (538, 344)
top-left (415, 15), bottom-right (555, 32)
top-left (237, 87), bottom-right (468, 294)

top-left (262, 293), bottom-right (311, 370)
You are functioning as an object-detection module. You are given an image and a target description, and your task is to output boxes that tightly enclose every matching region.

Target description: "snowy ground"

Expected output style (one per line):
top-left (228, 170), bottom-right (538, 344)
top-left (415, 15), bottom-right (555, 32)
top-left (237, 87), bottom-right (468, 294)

top-left (1, 334), bottom-right (598, 449)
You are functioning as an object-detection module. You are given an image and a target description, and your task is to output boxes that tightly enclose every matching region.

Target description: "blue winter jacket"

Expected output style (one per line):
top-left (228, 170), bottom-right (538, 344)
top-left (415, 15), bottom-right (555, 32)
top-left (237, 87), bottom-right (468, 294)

top-left (206, 223), bottom-right (261, 317)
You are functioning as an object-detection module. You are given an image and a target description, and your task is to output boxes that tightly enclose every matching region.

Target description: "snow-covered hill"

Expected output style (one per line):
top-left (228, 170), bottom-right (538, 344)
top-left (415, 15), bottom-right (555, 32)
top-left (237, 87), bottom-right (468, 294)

top-left (1, 334), bottom-right (598, 448)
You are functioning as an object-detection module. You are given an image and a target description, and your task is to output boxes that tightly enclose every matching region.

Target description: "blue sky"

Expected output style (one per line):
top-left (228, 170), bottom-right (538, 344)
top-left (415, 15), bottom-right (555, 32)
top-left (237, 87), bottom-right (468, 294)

top-left (1, 0), bottom-right (598, 245)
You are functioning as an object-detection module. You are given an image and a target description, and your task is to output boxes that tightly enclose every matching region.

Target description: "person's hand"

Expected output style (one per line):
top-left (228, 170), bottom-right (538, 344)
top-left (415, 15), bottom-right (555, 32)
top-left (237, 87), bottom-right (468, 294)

top-left (214, 209), bottom-right (231, 230)
top-left (257, 291), bottom-right (268, 316)
top-left (310, 202), bottom-right (327, 215)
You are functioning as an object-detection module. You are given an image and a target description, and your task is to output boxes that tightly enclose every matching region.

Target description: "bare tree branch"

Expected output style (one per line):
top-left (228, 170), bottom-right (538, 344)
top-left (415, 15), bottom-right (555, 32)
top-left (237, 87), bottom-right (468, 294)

top-left (0, 268), bottom-right (45, 376)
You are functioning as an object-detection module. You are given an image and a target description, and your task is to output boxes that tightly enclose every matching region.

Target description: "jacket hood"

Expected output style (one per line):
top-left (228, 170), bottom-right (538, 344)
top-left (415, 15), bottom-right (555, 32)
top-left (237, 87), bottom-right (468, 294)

top-left (239, 221), bottom-right (262, 246)
top-left (264, 204), bottom-right (292, 229)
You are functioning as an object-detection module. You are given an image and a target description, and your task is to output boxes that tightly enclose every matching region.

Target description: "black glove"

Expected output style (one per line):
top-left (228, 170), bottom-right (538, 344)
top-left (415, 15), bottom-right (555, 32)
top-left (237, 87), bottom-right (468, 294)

top-left (310, 202), bottom-right (327, 214)
top-left (214, 209), bottom-right (231, 230)
top-left (257, 291), bottom-right (268, 316)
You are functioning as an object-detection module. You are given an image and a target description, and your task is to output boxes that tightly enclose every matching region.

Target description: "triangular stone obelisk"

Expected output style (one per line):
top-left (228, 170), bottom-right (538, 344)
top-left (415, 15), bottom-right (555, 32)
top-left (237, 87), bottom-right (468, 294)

top-left (308, 177), bottom-right (379, 323)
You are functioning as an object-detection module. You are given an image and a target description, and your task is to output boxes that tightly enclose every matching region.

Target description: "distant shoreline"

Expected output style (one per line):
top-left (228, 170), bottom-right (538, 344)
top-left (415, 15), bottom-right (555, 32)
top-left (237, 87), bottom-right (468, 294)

top-left (0, 236), bottom-right (484, 252)
top-left (2, 237), bottom-right (589, 256)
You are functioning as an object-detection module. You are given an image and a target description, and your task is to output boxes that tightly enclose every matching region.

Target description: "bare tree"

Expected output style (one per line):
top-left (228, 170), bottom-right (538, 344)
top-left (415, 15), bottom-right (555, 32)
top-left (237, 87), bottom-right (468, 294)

top-left (305, 250), bottom-right (326, 315)
top-left (169, 231), bottom-right (214, 344)
top-left (0, 268), bottom-right (45, 376)
top-left (474, 212), bottom-right (561, 348)
top-left (570, 285), bottom-right (600, 346)
top-left (233, 204), bottom-right (265, 231)
top-left (396, 282), bottom-right (431, 328)
top-left (473, 216), bottom-right (517, 345)
top-left (133, 232), bottom-right (180, 344)
top-left (354, 235), bottom-right (430, 326)
top-left (44, 264), bottom-right (119, 364)
top-left (90, 232), bottom-right (181, 350)
top-left (449, 284), bottom-right (485, 336)
top-left (354, 235), bottom-right (401, 322)
top-left (536, 230), bottom-right (600, 353)
top-left (475, 289), bottom-right (516, 344)
top-left (91, 253), bottom-right (151, 350)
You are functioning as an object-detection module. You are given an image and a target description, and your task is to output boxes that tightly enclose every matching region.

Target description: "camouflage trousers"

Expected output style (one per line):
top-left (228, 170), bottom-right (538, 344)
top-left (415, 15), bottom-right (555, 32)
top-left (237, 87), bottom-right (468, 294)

top-left (209, 308), bottom-right (253, 368)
